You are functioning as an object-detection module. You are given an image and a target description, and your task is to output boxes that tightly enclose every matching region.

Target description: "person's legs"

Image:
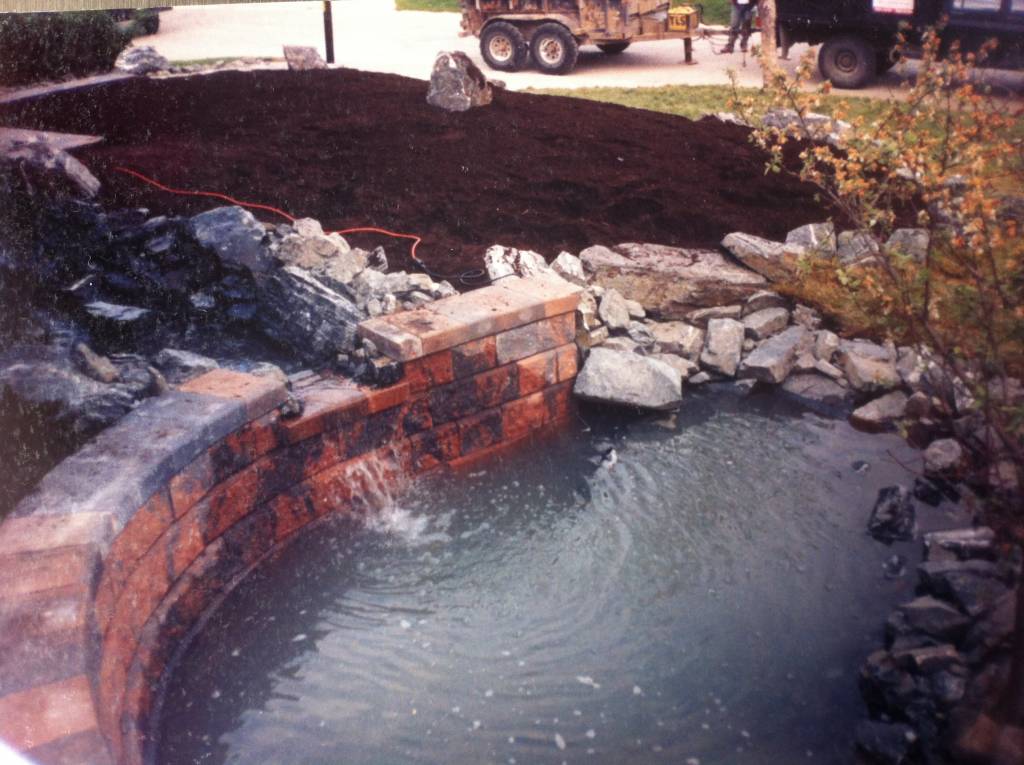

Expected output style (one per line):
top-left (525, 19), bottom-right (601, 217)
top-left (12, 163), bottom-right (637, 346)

top-left (724, 3), bottom-right (742, 53)
top-left (739, 4), bottom-right (754, 52)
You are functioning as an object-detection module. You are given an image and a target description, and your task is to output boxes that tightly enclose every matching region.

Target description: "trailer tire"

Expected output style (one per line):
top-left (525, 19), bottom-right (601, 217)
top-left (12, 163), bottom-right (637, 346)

top-left (876, 48), bottom-right (900, 73)
top-left (531, 23), bottom-right (580, 75)
top-left (480, 21), bottom-right (529, 72)
top-left (818, 35), bottom-right (876, 89)
top-left (597, 42), bottom-right (630, 55)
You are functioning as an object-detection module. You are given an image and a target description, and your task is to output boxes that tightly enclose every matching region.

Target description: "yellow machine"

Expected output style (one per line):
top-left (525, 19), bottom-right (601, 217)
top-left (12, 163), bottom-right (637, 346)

top-left (460, 1), bottom-right (701, 75)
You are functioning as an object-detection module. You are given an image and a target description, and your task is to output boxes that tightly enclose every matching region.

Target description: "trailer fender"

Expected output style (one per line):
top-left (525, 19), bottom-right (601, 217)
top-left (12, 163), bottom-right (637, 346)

top-left (482, 13), bottom-right (586, 39)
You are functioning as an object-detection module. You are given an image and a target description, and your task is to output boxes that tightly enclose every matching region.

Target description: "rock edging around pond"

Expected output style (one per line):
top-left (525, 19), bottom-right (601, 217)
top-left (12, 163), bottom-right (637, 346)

top-left (0, 274), bottom-right (582, 765)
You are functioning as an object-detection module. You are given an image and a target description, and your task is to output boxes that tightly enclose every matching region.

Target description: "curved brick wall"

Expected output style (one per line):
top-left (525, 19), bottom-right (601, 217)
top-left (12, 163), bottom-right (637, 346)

top-left (0, 275), bottom-right (581, 765)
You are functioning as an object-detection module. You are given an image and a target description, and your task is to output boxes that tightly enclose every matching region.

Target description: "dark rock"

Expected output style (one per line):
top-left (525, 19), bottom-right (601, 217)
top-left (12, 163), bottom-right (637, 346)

top-left (890, 596), bottom-right (972, 643)
top-left (964, 590), bottom-right (1016, 661)
top-left (188, 206), bottom-right (272, 274)
top-left (891, 644), bottom-right (964, 675)
top-left (854, 719), bottom-right (918, 764)
top-left (115, 45), bottom-right (170, 75)
top-left (426, 51), bottom-right (493, 112)
top-left (912, 476), bottom-right (959, 506)
top-left (868, 486), bottom-right (916, 543)
top-left (153, 348), bottom-right (220, 384)
top-left (82, 301), bottom-right (156, 348)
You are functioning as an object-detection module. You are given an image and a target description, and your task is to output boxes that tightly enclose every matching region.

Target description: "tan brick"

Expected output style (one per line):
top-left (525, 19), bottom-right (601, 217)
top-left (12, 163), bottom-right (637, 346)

top-left (493, 274), bottom-right (582, 318)
top-left (0, 513), bottom-right (113, 557)
top-left (0, 675), bottom-right (97, 751)
top-left (555, 342), bottom-right (579, 381)
top-left (495, 314), bottom-right (575, 364)
top-left (279, 382), bottom-right (367, 444)
top-left (426, 284), bottom-right (548, 339)
top-left (178, 368), bottom-right (287, 419)
top-left (0, 548), bottom-right (93, 599)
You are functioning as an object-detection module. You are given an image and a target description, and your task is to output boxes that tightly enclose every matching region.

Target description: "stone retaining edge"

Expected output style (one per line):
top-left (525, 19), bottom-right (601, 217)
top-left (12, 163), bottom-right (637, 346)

top-left (0, 276), bottom-right (581, 765)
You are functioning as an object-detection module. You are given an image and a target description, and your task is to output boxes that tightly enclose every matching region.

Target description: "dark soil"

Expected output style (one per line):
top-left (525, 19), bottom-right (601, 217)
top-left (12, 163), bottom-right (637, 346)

top-left (1, 68), bottom-right (831, 278)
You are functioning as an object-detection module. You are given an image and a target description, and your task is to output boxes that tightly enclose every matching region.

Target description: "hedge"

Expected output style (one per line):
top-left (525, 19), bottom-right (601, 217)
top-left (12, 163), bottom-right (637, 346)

top-left (0, 12), bottom-right (130, 86)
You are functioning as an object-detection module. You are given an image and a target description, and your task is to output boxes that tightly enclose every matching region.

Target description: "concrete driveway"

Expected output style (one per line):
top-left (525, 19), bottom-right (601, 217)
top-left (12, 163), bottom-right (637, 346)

top-left (139, 0), bottom-right (1023, 97)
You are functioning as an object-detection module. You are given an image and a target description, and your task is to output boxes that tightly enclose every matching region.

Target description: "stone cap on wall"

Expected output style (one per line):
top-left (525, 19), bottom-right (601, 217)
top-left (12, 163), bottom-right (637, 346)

top-left (359, 274), bottom-right (582, 361)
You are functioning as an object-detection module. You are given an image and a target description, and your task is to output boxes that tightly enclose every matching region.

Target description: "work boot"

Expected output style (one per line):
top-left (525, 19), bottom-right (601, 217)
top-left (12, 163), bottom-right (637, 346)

top-left (722, 33), bottom-right (736, 53)
top-left (739, 35), bottom-right (750, 52)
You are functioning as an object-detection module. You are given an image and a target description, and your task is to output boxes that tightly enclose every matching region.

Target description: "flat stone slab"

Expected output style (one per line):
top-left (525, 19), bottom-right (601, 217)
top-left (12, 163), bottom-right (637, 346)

top-left (359, 275), bottom-right (582, 361)
top-left (0, 72), bottom-right (133, 105)
top-left (0, 128), bottom-right (104, 154)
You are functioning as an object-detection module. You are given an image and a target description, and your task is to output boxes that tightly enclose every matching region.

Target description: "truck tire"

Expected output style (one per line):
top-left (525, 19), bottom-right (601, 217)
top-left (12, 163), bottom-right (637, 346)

top-left (480, 21), bottom-right (529, 72)
top-left (597, 42), bottom-right (630, 55)
top-left (818, 35), bottom-right (876, 89)
top-left (531, 23), bottom-right (580, 75)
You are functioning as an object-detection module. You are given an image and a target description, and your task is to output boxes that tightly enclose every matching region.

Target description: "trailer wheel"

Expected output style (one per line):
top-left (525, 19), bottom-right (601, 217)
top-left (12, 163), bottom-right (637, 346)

top-left (531, 23), bottom-right (579, 75)
top-left (818, 35), bottom-right (876, 89)
top-left (480, 21), bottom-right (529, 72)
top-left (876, 48), bottom-right (900, 73)
top-left (597, 42), bottom-right (630, 55)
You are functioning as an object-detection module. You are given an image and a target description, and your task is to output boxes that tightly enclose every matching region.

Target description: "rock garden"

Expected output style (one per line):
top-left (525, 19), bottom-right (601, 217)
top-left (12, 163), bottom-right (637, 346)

top-left (0, 55), bottom-right (1020, 765)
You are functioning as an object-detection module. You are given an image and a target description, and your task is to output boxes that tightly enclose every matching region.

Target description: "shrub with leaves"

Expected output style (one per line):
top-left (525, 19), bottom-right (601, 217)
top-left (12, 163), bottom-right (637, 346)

top-left (0, 12), bottom-right (130, 86)
top-left (731, 31), bottom-right (1024, 508)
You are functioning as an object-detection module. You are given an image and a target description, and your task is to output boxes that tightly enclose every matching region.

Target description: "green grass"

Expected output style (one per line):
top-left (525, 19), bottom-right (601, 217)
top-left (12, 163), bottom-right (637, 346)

top-left (529, 84), bottom-right (887, 124)
top-left (393, 0), bottom-right (731, 24)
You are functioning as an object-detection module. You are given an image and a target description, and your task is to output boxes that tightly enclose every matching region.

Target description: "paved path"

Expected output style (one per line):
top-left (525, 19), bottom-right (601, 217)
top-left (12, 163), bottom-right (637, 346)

top-left (135, 0), bottom-right (1022, 98)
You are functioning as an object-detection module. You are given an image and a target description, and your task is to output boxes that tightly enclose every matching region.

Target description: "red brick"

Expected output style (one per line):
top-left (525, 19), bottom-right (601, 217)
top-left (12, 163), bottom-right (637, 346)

top-left (458, 408), bottom-right (504, 456)
top-left (475, 365), bottom-right (520, 409)
top-left (0, 675), bottom-right (97, 751)
top-left (0, 512), bottom-right (113, 556)
top-left (502, 391), bottom-right (550, 442)
top-left (237, 413), bottom-right (280, 459)
top-left (115, 540), bottom-right (171, 638)
top-left (199, 463), bottom-right (261, 543)
top-left (279, 382), bottom-right (367, 444)
top-left (555, 342), bottom-right (579, 381)
top-left (428, 365), bottom-right (518, 424)
top-left (169, 452), bottom-right (216, 518)
top-left (544, 381), bottom-right (575, 423)
top-left (364, 381), bottom-right (410, 414)
top-left (401, 396), bottom-right (433, 435)
top-left (447, 436), bottom-right (530, 472)
top-left (167, 510), bottom-right (206, 580)
top-left (408, 423), bottom-right (461, 473)
top-left (305, 461), bottom-right (357, 516)
top-left (98, 621), bottom-right (135, 737)
top-left (0, 548), bottom-right (93, 599)
top-left (495, 313), bottom-right (576, 364)
top-left (516, 349), bottom-right (559, 395)
top-left (178, 368), bottom-right (287, 419)
top-left (103, 489), bottom-right (173, 595)
top-left (271, 491), bottom-right (316, 541)
top-left (451, 336), bottom-right (497, 379)
top-left (403, 351), bottom-right (454, 393)
top-left (94, 574), bottom-right (117, 637)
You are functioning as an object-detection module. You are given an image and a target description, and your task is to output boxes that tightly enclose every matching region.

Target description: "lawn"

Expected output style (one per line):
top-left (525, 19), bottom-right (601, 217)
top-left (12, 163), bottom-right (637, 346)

top-left (395, 0), bottom-right (732, 25)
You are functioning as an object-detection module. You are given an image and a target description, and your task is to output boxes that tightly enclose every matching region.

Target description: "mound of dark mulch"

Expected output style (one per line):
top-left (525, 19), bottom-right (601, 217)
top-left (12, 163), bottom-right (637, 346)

top-left (1, 68), bottom-right (830, 279)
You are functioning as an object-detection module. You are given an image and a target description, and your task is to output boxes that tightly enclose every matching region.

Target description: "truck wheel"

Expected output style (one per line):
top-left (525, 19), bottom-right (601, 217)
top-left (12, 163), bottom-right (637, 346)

top-left (531, 23), bottom-right (579, 75)
top-left (480, 21), bottom-right (528, 72)
top-left (597, 42), bottom-right (630, 55)
top-left (818, 35), bottom-right (876, 89)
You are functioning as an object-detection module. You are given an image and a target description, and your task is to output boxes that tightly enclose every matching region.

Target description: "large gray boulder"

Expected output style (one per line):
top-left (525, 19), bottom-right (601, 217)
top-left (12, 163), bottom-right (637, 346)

top-left (837, 340), bottom-right (900, 392)
top-left (780, 373), bottom-right (855, 414)
top-left (283, 45), bottom-right (328, 70)
top-left (700, 318), bottom-right (745, 377)
top-left (115, 45), bottom-right (170, 75)
top-left (153, 348), bottom-right (220, 384)
top-left (426, 51), bottom-right (493, 112)
top-left (742, 307), bottom-right (789, 340)
top-left (740, 325), bottom-right (810, 384)
top-left (786, 222), bottom-right (837, 256)
top-left (574, 348), bottom-right (682, 411)
top-left (598, 288), bottom-right (631, 331)
top-left (721, 232), bottom-right (807, 282)
top-left (851, 391), bottom-right (909, 430)
top-left (646, 321), bottom-right (704, 359)
top-left (256, 266), bottom-right (364, 363)
top-left (580, 243), bottom-right (766, 319)
top-left (189, 206), bottom-right (272, 274)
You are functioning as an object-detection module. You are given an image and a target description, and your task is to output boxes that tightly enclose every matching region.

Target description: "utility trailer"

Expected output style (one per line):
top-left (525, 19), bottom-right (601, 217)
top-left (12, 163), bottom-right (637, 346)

top-left (777, 0), bottom-right (1024, 88)
top-left (460, 0), bottom-right (701, 74)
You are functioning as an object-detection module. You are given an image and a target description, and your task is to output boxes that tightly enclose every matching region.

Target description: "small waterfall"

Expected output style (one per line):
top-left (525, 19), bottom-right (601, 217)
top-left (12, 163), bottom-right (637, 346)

top-left (344, 448), bottom-right (435, 542)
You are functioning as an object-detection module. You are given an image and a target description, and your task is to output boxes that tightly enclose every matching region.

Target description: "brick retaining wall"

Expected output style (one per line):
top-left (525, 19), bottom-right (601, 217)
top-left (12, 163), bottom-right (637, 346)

top-left (0, 274), bottom-right (581, 764)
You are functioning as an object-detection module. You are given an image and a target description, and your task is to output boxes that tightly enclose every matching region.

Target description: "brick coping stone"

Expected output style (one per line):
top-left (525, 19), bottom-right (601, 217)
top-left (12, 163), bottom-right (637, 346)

top-left (0, 275), bottom-right (581, 764)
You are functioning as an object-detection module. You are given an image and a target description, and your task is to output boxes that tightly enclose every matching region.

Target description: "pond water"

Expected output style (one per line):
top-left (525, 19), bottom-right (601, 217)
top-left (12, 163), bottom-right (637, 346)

top-left (157, 388), bottom-right (967, 765)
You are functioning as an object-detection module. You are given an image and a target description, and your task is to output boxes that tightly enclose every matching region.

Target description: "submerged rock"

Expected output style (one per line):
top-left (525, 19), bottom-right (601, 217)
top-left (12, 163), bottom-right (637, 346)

top-left (923, 438), bottom-right (964, 475)
top-left (780, 373), bottom-right (853, 415)
top-left (574, 347), bottom-right (682, 410)
top-left (868, 485), bottom-right (916, 542)
top-left (854, 719), bottom-right (918, 765)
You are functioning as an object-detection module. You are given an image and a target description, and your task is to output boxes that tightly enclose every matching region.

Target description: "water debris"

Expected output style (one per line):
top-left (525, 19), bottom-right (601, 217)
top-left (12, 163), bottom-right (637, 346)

top-left (586, 729), bottom-right (596, 739)
top-left (633, 685), bottom-right (644, 696)
top-left (400, 620), bottom-right (412, 629)
top-left (485, 689), bottom-right (494, 697)
top-left (555, 733), bottom-right (566, 750)
top-left (292, 633), bottom-right (307, 642)
top-left (741, 729), bottom-right (751, 738)
top-left (472, 720), bottom-right (481, 730)
top-left (576, 675), bottom-right (601, 689)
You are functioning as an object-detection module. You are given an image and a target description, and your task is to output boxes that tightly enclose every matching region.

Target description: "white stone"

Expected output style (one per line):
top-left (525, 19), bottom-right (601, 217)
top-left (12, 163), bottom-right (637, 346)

top-left (574, 348), bottom-right (683, 411)
top-left (924, 438), bottom-right (965, 474)
top-left (700, 318), bottom-right (745, 377)
top-left (598, 288), bottom-right (631, 331)
top-left (742, 307), bottom-right (790, 340)
top-left (551, 251), bottom-right (588, 285)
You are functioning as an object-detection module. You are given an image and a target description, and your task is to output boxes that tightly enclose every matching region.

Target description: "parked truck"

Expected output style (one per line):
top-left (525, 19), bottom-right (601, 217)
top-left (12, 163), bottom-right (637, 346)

top-left (460, 0), bottom-right (700, 74)
top-left (777, 0), bottom-right (1024, 88)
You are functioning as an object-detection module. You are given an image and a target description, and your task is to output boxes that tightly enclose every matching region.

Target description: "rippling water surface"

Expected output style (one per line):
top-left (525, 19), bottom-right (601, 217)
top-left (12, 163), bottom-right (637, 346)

top-left (157, 390), bottom-right (967, 765)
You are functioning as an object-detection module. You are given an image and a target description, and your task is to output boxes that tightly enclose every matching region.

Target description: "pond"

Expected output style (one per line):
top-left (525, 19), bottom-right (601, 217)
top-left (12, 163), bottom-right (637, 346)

top-left (157, 388), bottom-right (966, 765)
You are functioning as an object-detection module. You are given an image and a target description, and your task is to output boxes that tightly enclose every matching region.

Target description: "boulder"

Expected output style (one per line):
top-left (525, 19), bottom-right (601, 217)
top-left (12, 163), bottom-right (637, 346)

top-left (551, 251), bottom-right (587, 285)
top-left (1, 138), bottom-right (100, 199)
top-left (868, 485), bottom-right (916, 542)
top-left (851, 391), bottom-right (908, 430)
top-left (579, 243), bottom-right (765, 319)
top-left (854, 720), bottom-right (918, 765)
top-left (786, 222), bottom-right (837, 256)
top-left (598, 288), bottom-right (631, 331)
top-left (573, 347), bottom-right (682, 411)
top-left (700, 318), bottom-right (744, 377)
top-left (885, 229), bottom-right (929, 262)
top-left (742, 307), bottom-right (789, 340)
top-left (602, 336), bottom-right (639, 354)
top-left (837, 340), bottom-right (900, 392)
top-left (838, 230), bottom-right (880, 266)
top-left (780, 373), bottom-right (858, 413)
top-left (83, 301), bottom-right (156, 347)
top-left (721, 232), bottom-right (806, 282)
top-left (742, 289), bottom-right (787, 315)
top-left (626, 321), bottom-right (656, 347)
top-left (686, 304), bottom-right (742, 327)
top-left (283, 45), bottom-right (328, 70)
top-left (791, 304), bottom-right (821, 330)
top-left (740, 325), bottom-right (810, 384)
top-left (892, 596), bottom-right (972, 642)
top-left (648, 353), bottom-right (699, 382)
top-left (115, 45), bottom-right (170, 75)
top-left (919, 564), bottom-right (1009, 618)
top-left (153, 348), bottom-right (220, 384)
top-left (814, 329), bottom-right (840, 362)
top-left (256, 266), bottom-right (364, 363)
top-left (924, 438), bottom-right (964, 475)
top-left (646, 321), bottom-right (704, 359)
top-left (624, 299), bottom-right (646, 319)
top-left (576, 290), bottom-right (600, 330)
top-left (924, 527), bottom-right (995, 562)
top-left (316, 248), bottom-right (370, 290)
top-left (189, 206), bottom-right (272, 274)
top-left (576, 324), bottom-right (609, 350)
top-left (426, 51), bottom-right (493, 112)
